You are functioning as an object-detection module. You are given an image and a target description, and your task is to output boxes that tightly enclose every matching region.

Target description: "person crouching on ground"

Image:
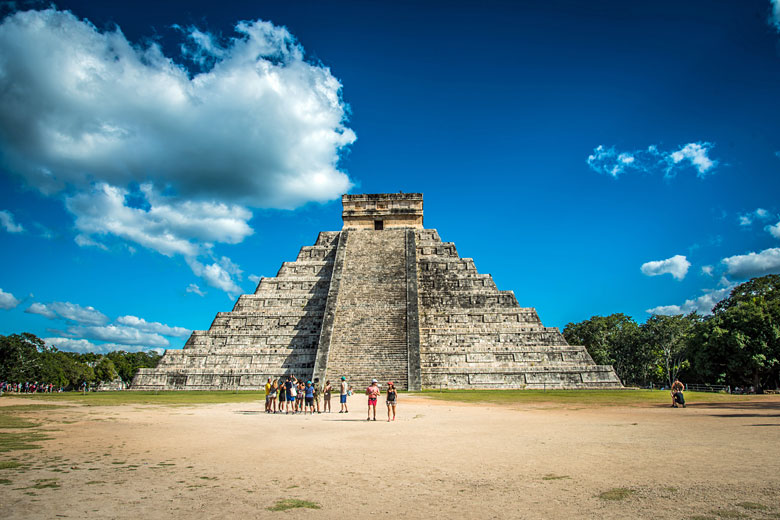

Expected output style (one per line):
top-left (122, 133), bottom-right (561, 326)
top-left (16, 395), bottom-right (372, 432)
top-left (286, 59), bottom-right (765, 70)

top-left (366, 379), bottom-right (380, 421)
top-left (386, 381), bottom-right (397, 422)
top-left (671, 378), bottom-right (686, 408)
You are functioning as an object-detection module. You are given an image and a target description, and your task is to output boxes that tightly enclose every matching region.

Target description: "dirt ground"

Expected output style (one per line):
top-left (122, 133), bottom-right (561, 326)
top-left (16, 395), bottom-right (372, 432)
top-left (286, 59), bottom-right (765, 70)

top-left (1, 394), bottom-right (779, 519)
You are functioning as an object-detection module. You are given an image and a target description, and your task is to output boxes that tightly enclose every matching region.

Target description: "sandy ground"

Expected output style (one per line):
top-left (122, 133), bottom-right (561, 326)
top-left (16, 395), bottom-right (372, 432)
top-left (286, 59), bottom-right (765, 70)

top-left (1, 394), bottom-right (779, 519)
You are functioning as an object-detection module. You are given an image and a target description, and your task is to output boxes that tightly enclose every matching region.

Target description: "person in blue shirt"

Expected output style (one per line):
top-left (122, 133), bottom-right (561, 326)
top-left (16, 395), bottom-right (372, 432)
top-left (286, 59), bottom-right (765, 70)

top-left (304, 381), bottom-right (315, 414)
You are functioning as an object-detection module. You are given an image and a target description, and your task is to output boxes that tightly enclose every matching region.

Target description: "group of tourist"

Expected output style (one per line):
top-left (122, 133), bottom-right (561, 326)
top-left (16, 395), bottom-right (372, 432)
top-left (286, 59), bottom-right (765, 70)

top-left (263, 375), bottom-right (398, 422)
top-left (0, 381), bottom-right (63, 395)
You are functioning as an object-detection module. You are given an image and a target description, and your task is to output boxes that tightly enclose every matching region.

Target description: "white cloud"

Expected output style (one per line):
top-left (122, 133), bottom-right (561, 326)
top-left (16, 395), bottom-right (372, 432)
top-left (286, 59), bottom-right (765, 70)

top-left (66, 183), bottom-right (253, 258)
top-left (186, 283), bottom-right (206, 296)
top-left (701, 265), bottom-right (714, 276)
top-left (767, 221), bottom-right (780, 240)
top-left (187, 257), bottom-right (243, 298)
top-left (738, 208), bottom-right (772, 227)
top-left (587, 142), bottom-right (718, 179)
top-left (640, 255), bottom-right (691, 281)
top-left (44, 337), bottom-right (158, 354)
top-left (722, 247), bottom-right (780, 279)
top-left (25, 301), bottom-right (109, 325)
top-left (0, 288), bottom-right (21, 309)
top-left (0, 9), bottom-right (354, 208)
top-left (248, 274), bottom-right (262, 284)
top-left (771, 0), bottom-right (780, 31)
top-left (68, 324), bottom-right (169, 347)
top-left (0, 210), bottom-right (24, 233)
top-left (646, 286), bottom-right (732, 316)
top-left (116, 315), bottom-right (191, 338)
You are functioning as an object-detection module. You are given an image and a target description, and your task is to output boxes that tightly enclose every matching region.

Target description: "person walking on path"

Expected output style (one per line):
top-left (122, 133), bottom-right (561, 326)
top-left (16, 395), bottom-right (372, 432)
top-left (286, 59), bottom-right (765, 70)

top-left (671, 378), bottom-right (686, 408)
top-left (366, 379), bottom-right (380, 421)
top-left (323, 380), bottom-right (332, 413)
top-left (386, 381), bottom-right (397, 422)
top-left (339, 376), bottom-right (349, 413)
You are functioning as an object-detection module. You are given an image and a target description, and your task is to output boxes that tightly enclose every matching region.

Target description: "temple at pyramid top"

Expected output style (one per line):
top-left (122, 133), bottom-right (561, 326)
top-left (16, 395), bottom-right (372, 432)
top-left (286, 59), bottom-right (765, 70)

top-left (133, 191), bottom-right (621, 391)
top-left (342, 193), bottom-right (423, 230)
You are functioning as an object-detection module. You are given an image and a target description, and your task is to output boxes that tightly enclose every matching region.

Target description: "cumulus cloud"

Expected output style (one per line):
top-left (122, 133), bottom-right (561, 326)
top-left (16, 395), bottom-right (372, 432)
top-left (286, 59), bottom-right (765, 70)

top-left (43, 337), bottom-right (159, 354)
top-left (640, 255), bottom-right (691, 281)
top-left (587, 142), bottom-right (718, 179)
top-left (0, 9), bottom-right (356, 295)
top-left (186, 283), bottom-right (206, 296)
top-left (116, 315), bottom-right (191, 338)
top-left (722, 247), bottom-right (780, 279)
top-left (66, 183), bottom-right (253, 257)
top-left (187, 256), bottom-right (243, 298)
top-left (738, 208), bottom-right (771, 227)
top-left (25, 301), bottom-right (109, 325)
top-left (68, 324), bottom-right (169, 347)
top-left (767, 221), bottom-right (780, 240)
top-left (0, 288), bottom-right (21, 309)
top-left (771, 0), bottom-right (780, 31)
top-left (646, 286), bottom-right (733, 316)
top-left (0, 209), bottom-right (24, 233)
top-left (0, 9), bottom-right (354, 207)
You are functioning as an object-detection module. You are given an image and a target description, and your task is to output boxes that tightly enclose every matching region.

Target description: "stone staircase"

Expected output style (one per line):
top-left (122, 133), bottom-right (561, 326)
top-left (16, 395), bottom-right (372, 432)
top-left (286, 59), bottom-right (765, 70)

top-left (324, 230), bottom-right (410, 389)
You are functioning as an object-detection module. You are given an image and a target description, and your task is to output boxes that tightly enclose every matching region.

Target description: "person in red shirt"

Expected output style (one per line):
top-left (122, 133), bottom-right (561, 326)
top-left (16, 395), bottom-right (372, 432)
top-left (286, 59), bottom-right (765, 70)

top-left (366, 379), bottom-right (380, 421)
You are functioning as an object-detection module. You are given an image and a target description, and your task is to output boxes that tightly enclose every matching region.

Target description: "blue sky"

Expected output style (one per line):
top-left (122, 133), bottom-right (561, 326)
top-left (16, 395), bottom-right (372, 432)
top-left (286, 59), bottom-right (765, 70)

top-left (1, 0), bottom-right (779, 353)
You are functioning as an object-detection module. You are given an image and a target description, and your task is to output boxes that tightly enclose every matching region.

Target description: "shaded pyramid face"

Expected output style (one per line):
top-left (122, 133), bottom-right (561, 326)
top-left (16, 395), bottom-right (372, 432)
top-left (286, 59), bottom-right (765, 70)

top-left (133, 193), bottom-right (621, 391)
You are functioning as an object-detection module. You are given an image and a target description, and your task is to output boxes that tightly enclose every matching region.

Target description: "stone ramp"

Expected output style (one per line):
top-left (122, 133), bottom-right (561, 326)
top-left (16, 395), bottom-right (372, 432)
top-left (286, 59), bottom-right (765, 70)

top-left (323, 229), bottom-right (410, 390)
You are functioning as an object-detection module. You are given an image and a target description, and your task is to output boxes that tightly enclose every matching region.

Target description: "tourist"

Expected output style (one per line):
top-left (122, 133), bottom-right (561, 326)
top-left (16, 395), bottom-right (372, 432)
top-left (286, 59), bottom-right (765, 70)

top-left (671, 378), bottom-right (686, 408)
top-left (284, 376), bottom-right (294, 414)
top-left (323, 380), bottom-right (332, 413)
top-left (386, 381), bottom-right (397, 422)
top-left (304, 381), bottom-right (315, 414)
top-left (296, 379), bottom-right (305, 413)
top-left (269, 379), bottom-right (278, 413)
top-left (339, 376), bottom-right (349, 413)
top-left (265, 378), bottom-right (272, 413)
top-left (313, 378), bottom-right (322, 413)
top-left (366, 379), bottom-right (380, 421)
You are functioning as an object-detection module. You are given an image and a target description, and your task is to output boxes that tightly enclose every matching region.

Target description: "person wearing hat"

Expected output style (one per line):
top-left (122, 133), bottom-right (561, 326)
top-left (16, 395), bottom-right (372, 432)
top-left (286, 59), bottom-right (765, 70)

top-left (366, 379), bottom-right (381, 421)
top-left (386, 381), bottom-right (397, 422)
top-left (304, 380), bottom-right (315, 414)
top-left (339, 376), bottom-right (349, 413)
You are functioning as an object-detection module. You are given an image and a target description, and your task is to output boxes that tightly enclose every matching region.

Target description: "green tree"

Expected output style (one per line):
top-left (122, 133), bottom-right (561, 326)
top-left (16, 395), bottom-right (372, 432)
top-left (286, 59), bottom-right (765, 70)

top-left (563, 314), bottom-right (652, 385)
top-left (688, 275), bottom-right (780, 390)
top-left (642, 313), bottom-right (698, 387)
top-left (94, 357), bottom-right (118, 383)
top-left (0, 333), bottom-right (45, 381)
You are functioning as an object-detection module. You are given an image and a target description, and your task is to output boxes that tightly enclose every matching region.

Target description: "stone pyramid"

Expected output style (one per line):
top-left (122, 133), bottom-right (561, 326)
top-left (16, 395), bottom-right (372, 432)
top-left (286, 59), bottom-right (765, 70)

top-left (133, 193), bottom-right (621, 390)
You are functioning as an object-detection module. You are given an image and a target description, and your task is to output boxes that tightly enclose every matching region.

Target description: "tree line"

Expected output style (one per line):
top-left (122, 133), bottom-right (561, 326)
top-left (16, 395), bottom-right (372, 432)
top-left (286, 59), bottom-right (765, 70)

top-left (563, 274), bottom-right (780, 391)
top-left (0, 333), bottom-right (161, 388)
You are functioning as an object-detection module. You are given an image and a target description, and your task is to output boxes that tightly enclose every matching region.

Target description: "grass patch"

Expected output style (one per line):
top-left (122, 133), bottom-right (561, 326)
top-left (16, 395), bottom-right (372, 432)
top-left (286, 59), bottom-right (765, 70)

top-left (542, 474), bottom-right (569, 480)
top-left (0, 431), bottom-right (53, 453)
top-left (688, 516), bottom-right (716, 520)
top-left (420, 389), bottom-right (763, 407)
top-left (8, 391), bottom-right (263, 407)
top-left (85, 481), bottom-right (105, 485)
top-left (736, 502), bottom-right (767, 511)
top-left (0, 415), bottom-right (40, 429)
top-left (0, 460), bottom-right (23, 470)
top-left (598, 488), bottom-right (634, 501)
top-left (0, 478), bottom-right (12, 485)
top-left (267, 499), bottom-right (321, 511)
top-left (31, 478), bottom-right (59, 489)
top-left (711, 510), bottom-right (747, 519)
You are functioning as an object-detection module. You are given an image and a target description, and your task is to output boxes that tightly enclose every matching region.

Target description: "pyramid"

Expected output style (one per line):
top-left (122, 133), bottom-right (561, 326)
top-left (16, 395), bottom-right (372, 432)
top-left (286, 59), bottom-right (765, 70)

top-left (132, 193), bottom-right (621, 390)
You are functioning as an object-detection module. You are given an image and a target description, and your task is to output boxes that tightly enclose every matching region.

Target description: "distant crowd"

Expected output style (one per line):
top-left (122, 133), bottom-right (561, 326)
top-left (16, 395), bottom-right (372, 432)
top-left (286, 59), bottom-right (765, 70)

top-left (1, 381), bottom-right (64, 395)
top-left (264, 375), bottom-right (398, 421)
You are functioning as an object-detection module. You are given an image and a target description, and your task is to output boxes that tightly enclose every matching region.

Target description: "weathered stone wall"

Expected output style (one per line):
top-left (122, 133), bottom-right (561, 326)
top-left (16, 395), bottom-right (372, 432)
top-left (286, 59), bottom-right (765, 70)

top-left (132, 232), bottom-right (339, 390)
top-left (416, 229), bottom-right (621, 389)
top-left (133, 193), bottom-right (621, 391)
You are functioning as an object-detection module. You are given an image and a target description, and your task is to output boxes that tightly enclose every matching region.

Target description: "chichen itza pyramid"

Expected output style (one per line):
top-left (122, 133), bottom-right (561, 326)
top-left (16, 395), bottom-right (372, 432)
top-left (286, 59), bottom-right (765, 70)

top-left (132, 193), bottom-right (621, 390)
